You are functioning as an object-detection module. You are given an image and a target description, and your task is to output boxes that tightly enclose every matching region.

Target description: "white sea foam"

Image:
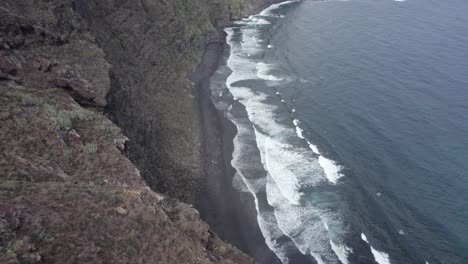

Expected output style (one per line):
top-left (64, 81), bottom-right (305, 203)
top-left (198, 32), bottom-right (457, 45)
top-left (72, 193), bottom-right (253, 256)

top-left (264, 138), bottom-right (329, 204)
top-left (256, 62), bottom-right (285, 81)
top-left (361, 233), bottom-right (369, 242)
top-left (293, 119), bottom-right (305, 139)
top-left (258, 73), bottom-right (285, 81)
top-left (230, 129), bottom-right (267, 193)
top-left (330, 240), bottom-right (352, 264)
top-left (294, 119), bottom-right (343, 184)
top-left (228, 104), bottom-right (298, 264)
top-left (223, 2), bottom-right (351, 262)
top-left (267, 176), bottom-right (346, 264)
top-left (232, 172), bottom-right (250, 192)
top-left (370, 247), bottom-right (392, 264)
top-left (227, 84), bottom-right (325, 205)
top-left (308, 142), bottom-right (321, 155)
top-left (318, 156), bottom-right (343, 184)
top-left (235, 16), bottom-right (271, 25)
top-left (361, 233), bottom-right (392, 264)
top-left (229, 116), bottom-right (293, 264)
top-left (326, 219), bottom-right (352, 263)
top-left (239, 28), bottom-right (263, 57)
top-left (260, 0), bottom-right (299, 17)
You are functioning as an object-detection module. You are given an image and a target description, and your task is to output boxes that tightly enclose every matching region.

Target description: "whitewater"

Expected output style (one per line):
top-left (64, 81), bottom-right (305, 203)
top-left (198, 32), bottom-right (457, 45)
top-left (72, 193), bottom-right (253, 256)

top-left (217, 1), bottom-right (362, 263)
top-left (207, 0), bottom-right (468, 263)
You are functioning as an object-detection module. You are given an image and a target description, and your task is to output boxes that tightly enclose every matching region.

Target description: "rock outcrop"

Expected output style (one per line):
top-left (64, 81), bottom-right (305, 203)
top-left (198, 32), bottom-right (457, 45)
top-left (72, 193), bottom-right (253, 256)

top-left (0, 0), bottom-right (274, 262)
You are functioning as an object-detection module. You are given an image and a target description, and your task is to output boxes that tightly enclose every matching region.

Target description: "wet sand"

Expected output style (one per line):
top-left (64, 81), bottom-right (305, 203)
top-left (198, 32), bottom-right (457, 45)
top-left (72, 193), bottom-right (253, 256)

top-left (193, 32), bottom-right (282, 264)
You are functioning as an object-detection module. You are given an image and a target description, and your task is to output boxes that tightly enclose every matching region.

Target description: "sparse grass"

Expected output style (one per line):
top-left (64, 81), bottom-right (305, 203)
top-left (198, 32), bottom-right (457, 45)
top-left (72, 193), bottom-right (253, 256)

top-left (105, 191), bottom-right (123, 207)
top-left (182, 223), bottom-right (191, 231)
top-left (20, 95), bottom-right (43, 107)
top-left (227, 0), bottom-right (242, 17)
top-left (41, 104), bottom-right (97, 130)
top-left (218, 245), bottom-right (228, 255)
top-left (64, 108), bottom-right (96, 121)
top-left (41, 103), bottom-right (58, 117)
top-left (81, 143), bottom-right (98, 154)
top-left (162, 240), bottom-right (171, 247)
top-left (4, 90), bottom-right (44, 107)
top-left (100, 123), bottom-right (121, 136)
top-left (107, 126), bottom-right (120, 135)
top-left (0, 180), bottom-right (21, 191)
top-left (14, 117), bottom-right (29, 131)
top-left (55, 112), bottom-right (72, 130)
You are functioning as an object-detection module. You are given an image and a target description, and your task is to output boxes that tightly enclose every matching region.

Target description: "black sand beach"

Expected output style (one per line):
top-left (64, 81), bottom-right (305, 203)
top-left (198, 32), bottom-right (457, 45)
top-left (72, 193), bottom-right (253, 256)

top-left (193, 33), bottom-right (282, 264)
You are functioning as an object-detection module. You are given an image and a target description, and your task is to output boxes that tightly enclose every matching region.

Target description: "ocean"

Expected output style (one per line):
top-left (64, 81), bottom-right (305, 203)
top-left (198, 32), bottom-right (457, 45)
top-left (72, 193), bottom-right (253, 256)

top-left (208, 0), bottom-right (468, 263)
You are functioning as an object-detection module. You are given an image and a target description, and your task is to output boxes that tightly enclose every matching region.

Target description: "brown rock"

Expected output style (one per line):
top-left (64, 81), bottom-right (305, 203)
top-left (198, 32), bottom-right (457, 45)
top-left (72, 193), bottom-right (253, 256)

top-left (113, 137), bottom-right (128, 152)
top-left (32, 55), bottom-right (52, 72)
top-left (154, 193), bottom-right (165, 202)
top-left (49, 68), bottom-right (95, 101)
top-left (7, 215), bottom-right (20, 230)
top-left (115, 207), bottom-right (128, 215)
top-left (67, 129), bottom-right (82, 145)
top-left (0, 54), bottom-right (18, 76)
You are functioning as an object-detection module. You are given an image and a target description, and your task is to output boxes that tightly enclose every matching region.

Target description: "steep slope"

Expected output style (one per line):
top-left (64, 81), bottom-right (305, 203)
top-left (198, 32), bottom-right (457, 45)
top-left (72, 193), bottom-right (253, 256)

top-left (0, 0), bottom-right (259, 263)
top-left (75, 0), bottom-right (283, 202)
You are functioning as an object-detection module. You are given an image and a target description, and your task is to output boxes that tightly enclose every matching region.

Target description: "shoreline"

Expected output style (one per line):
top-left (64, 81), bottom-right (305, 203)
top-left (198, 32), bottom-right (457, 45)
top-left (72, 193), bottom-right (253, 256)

top-left (192, 1), bottom-right (290, 262)
top-left (193, 31), bottom-right (282, 264)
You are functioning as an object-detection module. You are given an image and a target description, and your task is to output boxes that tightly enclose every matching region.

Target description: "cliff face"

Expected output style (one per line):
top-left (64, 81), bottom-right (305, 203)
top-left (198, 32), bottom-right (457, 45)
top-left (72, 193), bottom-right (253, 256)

top-left (0, 0), bottom-right (274, 262)
top-left (72, 0), bottom-right (282, 203)
top-left (73, 0), bottom-right (212, 203)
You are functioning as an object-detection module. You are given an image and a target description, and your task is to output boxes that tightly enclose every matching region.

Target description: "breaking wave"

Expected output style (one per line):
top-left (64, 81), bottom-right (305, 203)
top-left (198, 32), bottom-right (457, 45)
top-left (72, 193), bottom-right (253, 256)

top-left (361, 233), bottom-right (392, 264)
top-left (216, 1), bottom-right (356, 263)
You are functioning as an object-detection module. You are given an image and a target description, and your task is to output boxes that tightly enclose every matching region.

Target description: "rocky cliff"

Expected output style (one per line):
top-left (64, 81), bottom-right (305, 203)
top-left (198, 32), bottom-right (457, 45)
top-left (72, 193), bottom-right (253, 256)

top-left (0, 0), bottom-right (281, 263)
top-left (74, 0), bottom-right (282, 203)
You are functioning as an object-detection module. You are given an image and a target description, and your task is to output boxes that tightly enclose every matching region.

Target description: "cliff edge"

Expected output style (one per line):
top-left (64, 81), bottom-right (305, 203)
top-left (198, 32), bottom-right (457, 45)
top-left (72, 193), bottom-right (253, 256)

top-left (0, 0), bottom-right (278, 262)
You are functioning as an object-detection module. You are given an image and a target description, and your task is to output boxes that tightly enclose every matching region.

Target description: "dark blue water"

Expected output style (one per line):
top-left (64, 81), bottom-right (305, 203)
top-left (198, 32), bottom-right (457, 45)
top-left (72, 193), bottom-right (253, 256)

top-left (212, 0), bottom-right (468, 263)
